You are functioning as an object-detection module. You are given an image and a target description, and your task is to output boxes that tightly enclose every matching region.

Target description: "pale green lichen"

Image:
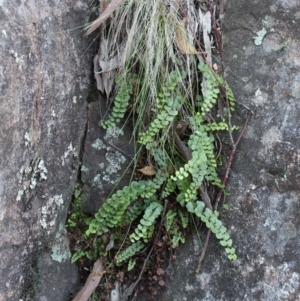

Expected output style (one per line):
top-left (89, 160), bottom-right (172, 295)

top-left (81, 165), bottom-right (89, 173)
top-left (92, 138), bottom-right (105, 150)
top-left (105, 152), bottom-right (126, 175)
top-left (92, 174), bottom-right (102, 187)
top-left (51, 224), bottom-right (71, 263)
top-left (105, 126), bottom-right (124, 140)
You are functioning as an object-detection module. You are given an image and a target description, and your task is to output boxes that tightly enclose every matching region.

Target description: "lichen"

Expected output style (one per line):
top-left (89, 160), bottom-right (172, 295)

top-left (61, 142), bottom-right (77, 166)
top-left (30, 158), bottom-right (48, 189)
top-left (40, 195), bottom-right (64, 234)
top-left (92, 138), bottom-right (105, 150)
top-left (81, 165), bottom-right (89, 173)
top-left (105, 151), bottom-right (126, 175)
top-left (51, 224), bottom-right (71, 263)
top-left (92, 174), bottom-right (102, 187)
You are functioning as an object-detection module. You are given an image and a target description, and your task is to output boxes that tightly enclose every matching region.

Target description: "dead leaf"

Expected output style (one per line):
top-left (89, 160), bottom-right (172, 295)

top-left (71, 258), bottom-right (105, 301)
top-left (85, 0), bottom-right (126, 36)
top-left (175, 19), bottom-right (198, 55)
top-left (137, 166), bottom-right (156, 176)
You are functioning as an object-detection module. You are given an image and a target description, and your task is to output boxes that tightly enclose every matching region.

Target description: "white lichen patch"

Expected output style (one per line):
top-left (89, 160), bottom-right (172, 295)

top-left (61, 142), bottom-right (77, 166)
top-left (24, 132), bottom-right (31, 147)
top-left (30, 158), bottom-right (48, 189)
top-left (92, 174), bottom-right (102, 187)
top-left (40, 195), bottom-right (64, 234)
top-left (260, 126), bottom-right (282, 156)
top-left (261, 262), bottom-right (300, 300)
top-left (104, 126), bottom-right (124, 141)
top-left (16, 189), bottom-right (24, 202)
top-left (252, 88), bottom-right (268, 105)
top-left (92, 138), bottom-right (105, 150)
top-left (105, 151), bottom-right (126, 175)
top-left (9, 49), bottom-right (25, 70)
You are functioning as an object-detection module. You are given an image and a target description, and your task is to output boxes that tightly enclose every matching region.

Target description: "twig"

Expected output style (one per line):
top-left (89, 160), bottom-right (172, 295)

top-left (214, 110), bottom-right (251, 210)
top-left (195, 229), bottom-right (211, 273)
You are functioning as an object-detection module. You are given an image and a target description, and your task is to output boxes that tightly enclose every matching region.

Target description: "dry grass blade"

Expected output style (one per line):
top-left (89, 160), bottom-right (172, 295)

top-left (85, 0), bottom-right (126, 36)
top-left (176, 18), bottom-right (199, 55)
top-left (71, 258), bottom-right (105, 301)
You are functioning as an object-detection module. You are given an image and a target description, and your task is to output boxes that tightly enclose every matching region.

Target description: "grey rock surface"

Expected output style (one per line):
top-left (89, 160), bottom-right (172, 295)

top-left (162, 0), bottom-right (300, 300)
top-left (0, 0), bottom-right (96, 300)
top-left (81, 98), bottom-right (135, 215)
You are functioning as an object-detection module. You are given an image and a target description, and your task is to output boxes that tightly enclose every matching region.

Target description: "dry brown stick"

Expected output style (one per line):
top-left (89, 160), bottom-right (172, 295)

top-left (195, 111), bottom-right (251, 273)
top-left (195, 229), bottom-right (211, 274)
top-left (71, 258), bottom-right (105, 301)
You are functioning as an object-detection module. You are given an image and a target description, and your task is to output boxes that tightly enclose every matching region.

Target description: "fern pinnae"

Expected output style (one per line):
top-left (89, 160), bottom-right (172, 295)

top-left (116, 241), bottom-right (144, 266)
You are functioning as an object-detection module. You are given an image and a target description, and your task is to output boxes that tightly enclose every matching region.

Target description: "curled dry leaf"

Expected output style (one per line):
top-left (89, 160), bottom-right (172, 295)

top-left (137, 166), bottom-right (156, 176)
top-left (85, 0), bottom-right (126, 36)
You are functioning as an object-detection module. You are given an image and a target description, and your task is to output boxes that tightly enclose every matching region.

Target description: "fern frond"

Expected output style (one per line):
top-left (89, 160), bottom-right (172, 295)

top-left (116, 241), bottom-right (144, 265)
top-left (86, 171), bottom-right (166, 236)
top-left (130, 202), bottom-right (163, 243)
top-left (186, 201), bottom-right (237, 260)
top-left (102, 78), bottom-right (133, 129)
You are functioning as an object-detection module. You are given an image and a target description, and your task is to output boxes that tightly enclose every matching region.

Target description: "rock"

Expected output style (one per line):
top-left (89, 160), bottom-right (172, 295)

top-left (0, 0), bottom-right (97, 300)
top-left (161, 1), bottom-right (300, 300)
top-left (81, 97), bottom-right (135, 215)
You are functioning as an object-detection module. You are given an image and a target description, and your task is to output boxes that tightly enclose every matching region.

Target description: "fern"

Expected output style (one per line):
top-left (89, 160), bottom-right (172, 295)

top-left (130, 202), bottom-right (163, 243)
top-left (198, 63), bottom-right (220, 115)
top-left (170, 229), bottom-right (185, 248)
top-left (102, 78), bottom-right (133, 129)
top-left (178, 209), bottom-right (189, 228)
top-left (116, 241), bottom-right (144, 265)
top-left (71, 249), bottom-right (91, 263)
top-left (127, 258), bottom-right (136, 271)
top-left (186, 201), bottom-right (237, 260)
top-left (139, 72), bottom-right (185, 145)
top-left (86, 171), bottom-right (166, 236)
top-left (165, 209), bottom-right (177, 232)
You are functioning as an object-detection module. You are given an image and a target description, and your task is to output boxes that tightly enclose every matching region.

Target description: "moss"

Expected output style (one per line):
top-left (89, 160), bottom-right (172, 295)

top-left (268, 165), bottom-right (285, 177)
